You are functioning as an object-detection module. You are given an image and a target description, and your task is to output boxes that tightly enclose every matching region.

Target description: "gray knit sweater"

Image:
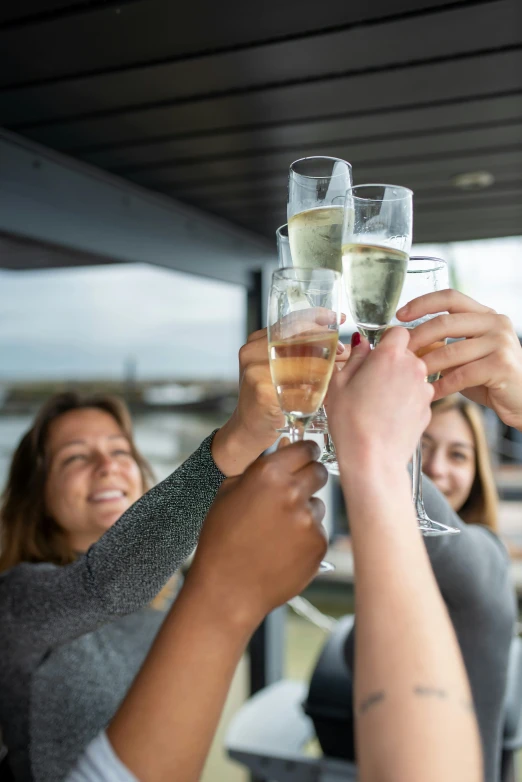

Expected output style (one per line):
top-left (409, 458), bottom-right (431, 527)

top-left (0, 432), bottom-right (225, 782)
top-left (344, 474), bottom-right (517, 782)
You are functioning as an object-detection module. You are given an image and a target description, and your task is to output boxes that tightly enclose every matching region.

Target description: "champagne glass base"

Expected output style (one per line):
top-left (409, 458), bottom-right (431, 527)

top-left (418, 516), bottom-right (460, 537)
top-left (319, 560), bottom-right (335, 573)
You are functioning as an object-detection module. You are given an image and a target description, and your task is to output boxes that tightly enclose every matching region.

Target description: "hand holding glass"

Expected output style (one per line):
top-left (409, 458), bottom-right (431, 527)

top-left (268, 267), bottom-right (341, 573)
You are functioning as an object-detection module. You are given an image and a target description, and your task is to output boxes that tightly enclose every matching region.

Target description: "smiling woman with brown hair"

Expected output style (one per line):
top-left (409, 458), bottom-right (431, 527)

top-left (421, 395), bottom-right (499, 533)
top-left (0, 321), bottom-right (323, 782)
top-left (0, 394), bottom-right (155, 571)
top-left (0, 390), bottom-right (228, 782)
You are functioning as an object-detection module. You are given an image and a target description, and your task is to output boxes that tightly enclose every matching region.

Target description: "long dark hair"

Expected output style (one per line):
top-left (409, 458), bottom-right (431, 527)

top-left (0, 392), bottom-right (154, 571)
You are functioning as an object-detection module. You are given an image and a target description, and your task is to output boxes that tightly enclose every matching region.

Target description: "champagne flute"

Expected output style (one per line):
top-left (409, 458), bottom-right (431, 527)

top-left (287, 157), bottom-right (352, 473)
top-left (287, 157), bottom-right (352, 273)
top-left (342, 184), bottom-right (412, 348)
top-left (268, 267), bottom-right (341, 573)
top-left (276, 222), bottom-right (328, 436)
top-left (393, 256), bottom-right (460, 537)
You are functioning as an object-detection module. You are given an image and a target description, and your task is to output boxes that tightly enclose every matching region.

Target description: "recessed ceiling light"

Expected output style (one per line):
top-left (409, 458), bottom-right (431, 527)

top-left (452, 171), bottom-right (495, 191)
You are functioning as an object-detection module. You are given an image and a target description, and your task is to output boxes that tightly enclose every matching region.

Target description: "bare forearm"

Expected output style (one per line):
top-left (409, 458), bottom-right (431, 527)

top-left (341, 463), bottom-right (482, 782)
top-left (107, 579), bottom-right (255, 782)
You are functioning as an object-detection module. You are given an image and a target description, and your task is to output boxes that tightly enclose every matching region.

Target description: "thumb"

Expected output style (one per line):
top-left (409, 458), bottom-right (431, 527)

top-left (340, 332), bottom-right (371, 381)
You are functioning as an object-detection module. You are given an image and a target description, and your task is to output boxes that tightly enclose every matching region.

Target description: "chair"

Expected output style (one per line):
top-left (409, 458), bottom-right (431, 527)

top-left (226, 679), bottom-right (357, 781)
top-left (226, 618), bottom-right (522, 782)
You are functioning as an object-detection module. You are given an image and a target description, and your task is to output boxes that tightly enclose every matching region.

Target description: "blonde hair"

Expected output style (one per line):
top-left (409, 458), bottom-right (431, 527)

top-left (431, 395), bottom-right (499, 533)
top-left (0, 392), bottom-right (176, 609)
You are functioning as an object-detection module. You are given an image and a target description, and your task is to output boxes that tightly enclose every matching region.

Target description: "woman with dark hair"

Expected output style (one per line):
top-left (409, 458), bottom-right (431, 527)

top-left (0, 390), bottom-right (226, 782)
top-left (0, 325), bottom-right (353, 782)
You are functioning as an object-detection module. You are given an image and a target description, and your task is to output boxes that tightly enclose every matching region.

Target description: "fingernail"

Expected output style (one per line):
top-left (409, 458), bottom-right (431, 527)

top-left (336, 340), bottom-right (345, 354)
top-left (351, 332), bottom-right (361, 348)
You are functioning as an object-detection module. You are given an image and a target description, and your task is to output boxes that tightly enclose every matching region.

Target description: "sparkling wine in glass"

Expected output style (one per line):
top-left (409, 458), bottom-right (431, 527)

top-left (268, 267), bottom-right (342, 573)
top-left (287, 157), bottom-right (352, 473)
top-left (276, 223), bottom-right (327, 435)
top-left (342, 184), bottom-right (412, 348)
top-left (394, 256), bottom-right (459, 537)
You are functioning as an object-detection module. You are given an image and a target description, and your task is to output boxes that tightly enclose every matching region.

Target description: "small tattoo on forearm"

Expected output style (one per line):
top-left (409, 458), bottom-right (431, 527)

top-left (415, 686), bottom-right (475, 714)
top-left (357, 687), bottom-right (474, 718)
top-left (414, 685), bottom-right (448, 700)
top-left (358, 691), bottom-right (386, 716)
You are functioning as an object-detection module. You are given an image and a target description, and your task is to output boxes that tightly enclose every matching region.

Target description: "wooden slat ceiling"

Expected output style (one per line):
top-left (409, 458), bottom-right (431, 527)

top-left (1, 0), bottom-right (521, 246)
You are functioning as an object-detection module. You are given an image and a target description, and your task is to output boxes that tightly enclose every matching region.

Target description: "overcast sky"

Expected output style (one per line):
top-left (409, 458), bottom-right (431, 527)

top-left (0, 236), bottom-right (520, 381)
top-left (0, 264), bottom-right (245, 380)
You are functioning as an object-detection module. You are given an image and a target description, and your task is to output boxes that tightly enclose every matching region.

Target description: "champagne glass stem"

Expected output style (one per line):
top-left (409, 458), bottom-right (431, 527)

top-left (314, 405), bottom-right (328, 427)
top-left (286, 415), bottom-right (334, 573)
top-left (412, 441), bottom-right (460, 536)
top-left (287, 416), bottom-right (307, 444)
top-left (364, 326), bottom-right (386, 350)
top-left (318, 432), bottom-right (340, 475)
top-left (412, 441), bottom-right (429, 524)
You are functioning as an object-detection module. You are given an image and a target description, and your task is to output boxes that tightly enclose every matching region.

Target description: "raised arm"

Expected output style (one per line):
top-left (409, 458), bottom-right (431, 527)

top-left (328, 329), bottom-right (482, 782)
top-left (2, 322), bottom-right (336, 653)
top-left (1, 433), bottom-right (224, 650)
top-left (67, 441), bottom-right (328, 782)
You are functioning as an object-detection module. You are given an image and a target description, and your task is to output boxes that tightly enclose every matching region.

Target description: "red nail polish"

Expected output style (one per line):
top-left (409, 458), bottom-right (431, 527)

top-left (351, 332), bottom-right (361, 348)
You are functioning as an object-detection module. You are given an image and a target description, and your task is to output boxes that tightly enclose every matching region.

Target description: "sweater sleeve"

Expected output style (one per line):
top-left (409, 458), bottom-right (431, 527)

top-left (420, 474), bottom-right (513, 613)
top-left (0, 432), bottom-right (225, 651)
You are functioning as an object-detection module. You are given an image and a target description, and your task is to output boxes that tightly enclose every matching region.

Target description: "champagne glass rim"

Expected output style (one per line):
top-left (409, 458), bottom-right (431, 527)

top-left (408, 255), bottom-right (447, 272)
top-left (289, 156), bottom-right (352, 179)
top-left (409, 255), bottom-right (447, 263)
top-left (274, 266), bottom-right (341, 282)
top-left (276, 223), bottom-right (289, 239)
top-left (346, 183), bottom-right (413, 201)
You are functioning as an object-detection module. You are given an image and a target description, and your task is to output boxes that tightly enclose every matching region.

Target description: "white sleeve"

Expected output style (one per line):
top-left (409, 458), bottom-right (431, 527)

top-left (64, 731), bottom-right (139, 782)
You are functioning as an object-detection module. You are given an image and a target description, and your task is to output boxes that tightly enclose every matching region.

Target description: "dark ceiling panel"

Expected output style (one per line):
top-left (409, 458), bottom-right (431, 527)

top-left (115, 124), bottom-right (522, 189)
top-left (16, 49), bottom-right (522, 151)
top-left (0, 1), bottom-right (101, 26)
top-left (0, 0), bottom-right (471, 89)
top-left (1, 0), bottom-right (519, 127)
top-left (189, 169), bottom-right (522, 215)
top-left (0, 0), bottom-right (520, 249)
top-left (154, 144), bottom-right (522, 192)
top-left (76, 92), bottom-right (522, 170)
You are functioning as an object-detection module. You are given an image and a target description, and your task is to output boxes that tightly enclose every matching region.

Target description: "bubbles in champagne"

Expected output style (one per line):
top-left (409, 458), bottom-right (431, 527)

top-left (288, 206), bottom-right (344, 273)
top-left (342, 243), bottom-right (408, 340)
top-left (269, 331), bottom-right (338, 416)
